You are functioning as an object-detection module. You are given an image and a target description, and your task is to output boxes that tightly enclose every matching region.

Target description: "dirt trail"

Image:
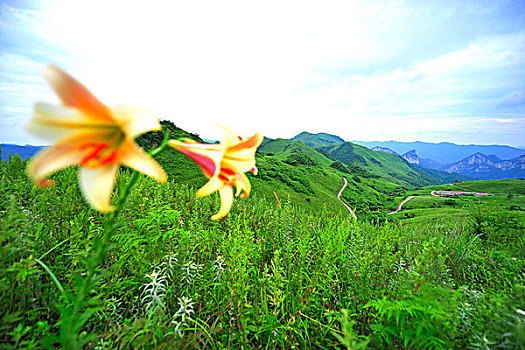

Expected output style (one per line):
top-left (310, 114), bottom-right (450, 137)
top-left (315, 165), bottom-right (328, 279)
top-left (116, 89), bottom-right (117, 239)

top-left (337, 178), bottom-right (358, 220)
top-left (387, 196), bottom-right (415, 215)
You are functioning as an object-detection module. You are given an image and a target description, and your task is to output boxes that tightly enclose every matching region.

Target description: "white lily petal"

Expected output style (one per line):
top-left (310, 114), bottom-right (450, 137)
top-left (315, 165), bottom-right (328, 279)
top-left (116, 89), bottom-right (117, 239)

top-left (79, 163), bottom-right (119, 212)
top-left (28, 143), bottom-right (84, 182)
top-left (119, 140), bottom-right (167, 183)
top-left (211, 186), bottom-right (234, 220)
top-left (234, 173), bottom-right (251, 197)
top-left (196, 177), bottom-right (223, 197)
top-left (229, 131), bottom-right (263, 151)
top-left (44, 65), bottom-right (113, 122)
top-left (214, 125), bottom-right (240, 147)
top-left (27, 103), bottom-right (112, 142)
top-left (169, 140), bottom-right (223, 178)
top-left (111, 105), bottom-right (161, 139)
top-left (221, 157), bottom-right (255, 174)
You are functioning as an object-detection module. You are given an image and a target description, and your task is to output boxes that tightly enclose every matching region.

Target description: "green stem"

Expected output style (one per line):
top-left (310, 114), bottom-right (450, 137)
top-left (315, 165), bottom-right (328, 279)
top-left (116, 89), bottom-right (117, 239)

top-left (60, 132), bottom-right (170, 349)
top-left (34, 258), bottom-right (66, 300)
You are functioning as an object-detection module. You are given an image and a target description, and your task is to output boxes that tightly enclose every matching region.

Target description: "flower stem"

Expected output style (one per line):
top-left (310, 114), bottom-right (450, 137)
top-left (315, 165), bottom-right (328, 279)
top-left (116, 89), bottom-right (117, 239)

top-left (59, 131), bottom-right (170, 349)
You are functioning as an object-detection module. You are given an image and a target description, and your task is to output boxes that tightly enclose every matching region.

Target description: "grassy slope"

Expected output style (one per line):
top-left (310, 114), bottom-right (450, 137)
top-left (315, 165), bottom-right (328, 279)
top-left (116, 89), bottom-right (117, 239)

top-left (292, 132), bottom-right (467, 186)
top-left (257, 138), bottom-right (404, 216)
top-left (2, 155), bottom-right (523, 349)
top-left (388, 179), bottom-right (525, 226)
top-left (139, 126), bottom-right (407, 218)
top-left (139, 123), bottom-right (521, 222)
top-left (322, 142), bottom-right (439, 188)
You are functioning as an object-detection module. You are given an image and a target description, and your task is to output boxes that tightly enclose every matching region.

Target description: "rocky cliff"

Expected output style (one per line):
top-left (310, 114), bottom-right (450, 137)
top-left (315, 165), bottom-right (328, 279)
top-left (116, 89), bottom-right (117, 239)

top-left (444, 153), bottom-right (525, 179)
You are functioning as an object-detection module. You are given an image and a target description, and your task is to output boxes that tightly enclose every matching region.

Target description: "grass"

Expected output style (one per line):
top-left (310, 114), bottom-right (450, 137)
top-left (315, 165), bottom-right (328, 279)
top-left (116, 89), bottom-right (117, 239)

top-left (1, 152), bottom-right (524, 349)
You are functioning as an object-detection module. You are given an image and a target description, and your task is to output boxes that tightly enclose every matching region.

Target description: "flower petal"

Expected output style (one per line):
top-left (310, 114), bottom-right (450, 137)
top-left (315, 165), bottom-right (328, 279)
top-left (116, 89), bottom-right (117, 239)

top-left (211, 185), bottom-right (234, 220)
top-left (221, 157), bottom-right (256, 174)
top-left (44, 64), bottom-right (113, 122)
top-left (214, 125), bottom-right (240, 147)
top-left (196, 176), bottom-right (223, 197)
top-left (228, 131), bottom-right (263, 152)
top-left (234, 172), bottom-right (251, 197)
top-left (119, 140), bottom-right (167, 183)
top-left (111, 105), bottom-right (161, 139)
top-left (28, 142), bottom-right (84, 183)
top-left (27, 103), bottom-right (113, 142)
top-left (168, 140), bottom-right (223, 178)
top-left (79, 164), bottom-right (119, 212)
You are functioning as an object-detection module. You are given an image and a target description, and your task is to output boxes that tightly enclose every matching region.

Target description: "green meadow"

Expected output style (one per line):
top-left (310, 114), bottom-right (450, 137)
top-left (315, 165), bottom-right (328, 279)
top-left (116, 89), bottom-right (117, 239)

top-left (1, 145), bottom-right (524, 349)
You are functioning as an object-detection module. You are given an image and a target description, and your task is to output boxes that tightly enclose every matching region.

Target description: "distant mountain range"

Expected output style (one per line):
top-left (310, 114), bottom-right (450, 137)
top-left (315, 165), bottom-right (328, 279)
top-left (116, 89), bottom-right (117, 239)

top-left (3, 131), bottom-right (524, 181)
top-left (443, 153), bottom-right (525, 180)
top-left (352, 140), bottom-right (524, 166)
top-left (369, 145), bottom-right (525, 180)
top-left (289, 133), bottom-right (467, 186)
top-left (293, 132), bottom-right (525, 180)
top-left (370, 147), bottom-right (441, 169)
top-left (1, 144), bottom-right (44, 161)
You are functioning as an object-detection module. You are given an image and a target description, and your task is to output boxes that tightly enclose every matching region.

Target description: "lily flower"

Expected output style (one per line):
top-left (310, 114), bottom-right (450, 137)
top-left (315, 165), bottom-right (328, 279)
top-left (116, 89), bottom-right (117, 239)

top-left (168, 126), bottom-right (262, 220)
top-left (26, 64), bottom-right (167, 212)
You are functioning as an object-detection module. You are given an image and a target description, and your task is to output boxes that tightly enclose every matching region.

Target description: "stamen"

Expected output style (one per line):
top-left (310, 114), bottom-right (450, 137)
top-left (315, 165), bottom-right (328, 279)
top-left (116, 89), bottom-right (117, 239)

top-left (78, 141), bottom-right (96, 151)
top-left (79, 142), bottom-right (110, 167)
top-left (218, 173), bottom-right (230, 182)
top-left (222, 167), bottom-right (236, 176)
top-left (100, 150), bottom-right (118, 165)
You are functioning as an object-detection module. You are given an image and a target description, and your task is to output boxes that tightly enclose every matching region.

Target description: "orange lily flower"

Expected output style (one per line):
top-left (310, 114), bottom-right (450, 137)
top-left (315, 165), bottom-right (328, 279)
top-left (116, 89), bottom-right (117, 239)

top-left (168, 126), bottom-right (262, 220)
top-left (26, 65), bottom-right (167, 212)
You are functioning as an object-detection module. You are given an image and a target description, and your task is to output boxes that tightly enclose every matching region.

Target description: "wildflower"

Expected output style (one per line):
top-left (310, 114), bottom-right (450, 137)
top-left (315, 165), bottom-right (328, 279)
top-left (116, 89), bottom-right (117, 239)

top-left (273, 191), bottom-right (282, 209)
top-left (168, 126), bottom-right (262, 220)
top-left (26, 65), bottom-right (167, 212)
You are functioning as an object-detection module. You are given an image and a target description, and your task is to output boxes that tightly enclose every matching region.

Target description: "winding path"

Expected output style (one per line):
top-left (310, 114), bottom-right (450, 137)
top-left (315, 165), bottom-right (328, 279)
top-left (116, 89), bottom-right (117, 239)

top-left (337, 178), bottom-right (358, 220)
top-left (387, 196), bottom-right (415, 215)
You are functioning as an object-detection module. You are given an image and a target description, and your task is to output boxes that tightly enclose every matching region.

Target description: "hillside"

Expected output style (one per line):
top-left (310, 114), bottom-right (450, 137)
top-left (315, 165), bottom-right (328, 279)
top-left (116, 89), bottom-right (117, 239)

top-left (321, 142), bottom-right (444, 187)
top-left (1, 124), bottom-right (474, 217)
top-left (388, 179), bottom-right (525, 227)
top-left (2, 147), bottom-right (524, 349)
top-left (137, 125), bottom-right (402, 218)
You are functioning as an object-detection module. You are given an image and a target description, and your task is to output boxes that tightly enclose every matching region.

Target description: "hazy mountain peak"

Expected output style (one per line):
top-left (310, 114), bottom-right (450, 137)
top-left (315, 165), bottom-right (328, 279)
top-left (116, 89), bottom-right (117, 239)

top-left (402, 150), bottom-right (420, 165)
top-left (371, 146), bottom-right (399, 156)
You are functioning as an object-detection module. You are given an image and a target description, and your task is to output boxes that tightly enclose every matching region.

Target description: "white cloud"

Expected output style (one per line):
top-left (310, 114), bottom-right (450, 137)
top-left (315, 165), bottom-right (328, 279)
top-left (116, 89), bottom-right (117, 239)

top-left (1, 0), bottom-right (524, 146)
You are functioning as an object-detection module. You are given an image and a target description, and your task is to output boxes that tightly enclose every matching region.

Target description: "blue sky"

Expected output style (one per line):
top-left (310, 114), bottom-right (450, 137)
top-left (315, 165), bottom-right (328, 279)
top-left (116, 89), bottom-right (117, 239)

top-left (1, 0), bottom-right (524, 147)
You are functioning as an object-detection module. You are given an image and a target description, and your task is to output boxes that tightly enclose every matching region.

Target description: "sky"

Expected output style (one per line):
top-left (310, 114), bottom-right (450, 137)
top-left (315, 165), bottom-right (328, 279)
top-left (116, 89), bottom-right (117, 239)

top-left (0, 0), bottom-right (524, 147)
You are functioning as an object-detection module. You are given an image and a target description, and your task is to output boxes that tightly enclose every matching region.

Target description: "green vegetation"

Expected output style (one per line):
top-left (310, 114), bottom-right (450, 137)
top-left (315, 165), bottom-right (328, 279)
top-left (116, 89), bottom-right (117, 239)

top-left (322, 142), bottom-right (440, 188)
top-left (1, 133), bottom-right (524, 348)
top-left (390, 180), bottom-right (525, 226)
top-left (290, 131), bottom-right (344, 148)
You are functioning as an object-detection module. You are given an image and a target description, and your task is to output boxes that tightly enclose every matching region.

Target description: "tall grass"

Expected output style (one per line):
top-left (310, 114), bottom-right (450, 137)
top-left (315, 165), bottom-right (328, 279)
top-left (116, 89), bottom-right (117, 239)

top-left (1, 155), bottom-right (524, 349)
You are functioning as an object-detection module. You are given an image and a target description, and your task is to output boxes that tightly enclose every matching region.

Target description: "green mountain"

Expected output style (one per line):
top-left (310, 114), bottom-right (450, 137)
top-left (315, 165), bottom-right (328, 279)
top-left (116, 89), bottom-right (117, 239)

top-left (6, 122), bottom-right (463, 220)
top-left (290, 132), bottom-right (468, 187)
top-left (320, 141), bottom-right (441, 187)
top-left (137, 123), bottom-right (475, 219)
top-left (255, 148), bottom-right (403, 218)
top-left (137, 125), bottom-right (407, 219)
top-left (291, 131), bottom-right (345, 147)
